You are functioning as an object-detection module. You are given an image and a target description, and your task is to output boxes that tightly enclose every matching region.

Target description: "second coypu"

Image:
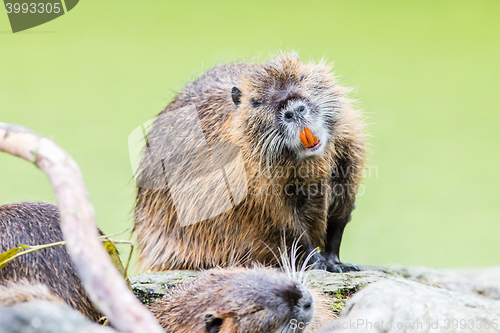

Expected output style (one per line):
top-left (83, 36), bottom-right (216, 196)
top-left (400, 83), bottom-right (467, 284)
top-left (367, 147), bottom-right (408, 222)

top-left (0, 202), bottom-right (102, 322)
top-left (149, 267), bottom-right (332, 333)
top-left (134, 52), bottom-right (366, 272)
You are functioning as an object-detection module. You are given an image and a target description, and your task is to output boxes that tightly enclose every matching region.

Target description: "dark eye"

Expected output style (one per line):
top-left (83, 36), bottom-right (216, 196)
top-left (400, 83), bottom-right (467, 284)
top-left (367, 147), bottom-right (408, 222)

top-left (205, 314), bottom-right (223, 333)
top-left (300, 75), bottom-right (305, 81)
top-left (252, 99), bottom-right (262, 108)
top-left (231, 86), bottom-right (242, 106)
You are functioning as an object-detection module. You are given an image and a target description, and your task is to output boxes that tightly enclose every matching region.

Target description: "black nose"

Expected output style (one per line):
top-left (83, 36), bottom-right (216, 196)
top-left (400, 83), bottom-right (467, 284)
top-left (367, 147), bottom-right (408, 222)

top-left (281, 284), bottom-right (303, 307)
top-left (284, 104), bottom-right (307, 123)
top-left (284, 111), bottom-right (295, 122)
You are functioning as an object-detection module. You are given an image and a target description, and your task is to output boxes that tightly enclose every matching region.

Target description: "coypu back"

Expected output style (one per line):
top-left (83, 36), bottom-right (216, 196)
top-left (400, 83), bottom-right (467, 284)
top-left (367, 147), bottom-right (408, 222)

top-left (0, 280), bottom-right (63, 306)
top-left (149, 267), bottom-right (333, 333)
top-left (0, 281), bottom-right (115, 332)
top-left (0, 202), bottom-right (102, 322)
top-left (134, 52), bottom-right (366, 272)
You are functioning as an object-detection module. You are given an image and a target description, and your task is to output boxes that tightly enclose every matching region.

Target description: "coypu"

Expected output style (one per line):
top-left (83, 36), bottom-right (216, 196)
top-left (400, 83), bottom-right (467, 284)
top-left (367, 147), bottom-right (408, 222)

top-left (133, 52), bottom-right (365, 273)
top-left (0, 202), bottom-right (102, 322)
top-left (149, 267), bottom-right (332, 333)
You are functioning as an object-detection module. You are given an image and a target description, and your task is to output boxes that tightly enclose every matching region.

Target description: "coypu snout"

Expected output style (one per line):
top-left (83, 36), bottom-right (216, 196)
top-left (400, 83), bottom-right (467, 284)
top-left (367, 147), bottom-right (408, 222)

top-left (235, 54), bottom-right (335, 160)
top-left (283, 101), bottom-right (308, 123)
top-left (277, 282), bottom-right (315, 332)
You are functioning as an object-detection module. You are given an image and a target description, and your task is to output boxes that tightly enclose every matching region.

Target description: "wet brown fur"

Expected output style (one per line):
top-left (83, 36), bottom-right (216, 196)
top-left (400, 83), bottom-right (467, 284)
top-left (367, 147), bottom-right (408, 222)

top-left (0, 280), bottom-right (63, 306)
top-left (0, 202), bottom-right (102, 321)
top-left (134, 52), bottom-right (365, 271)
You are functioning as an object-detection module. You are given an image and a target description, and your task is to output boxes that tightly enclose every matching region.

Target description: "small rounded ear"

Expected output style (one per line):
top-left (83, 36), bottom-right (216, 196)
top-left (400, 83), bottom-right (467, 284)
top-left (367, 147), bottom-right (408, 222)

top-left (205, 314), bottom-right (223, 333)
top-left (231, 86), bottom-right (242, 106)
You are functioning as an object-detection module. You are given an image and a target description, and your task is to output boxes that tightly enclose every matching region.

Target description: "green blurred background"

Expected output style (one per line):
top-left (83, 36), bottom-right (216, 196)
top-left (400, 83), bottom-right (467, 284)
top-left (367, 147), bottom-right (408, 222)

top-left (1, 1), bottom-right (499, 273)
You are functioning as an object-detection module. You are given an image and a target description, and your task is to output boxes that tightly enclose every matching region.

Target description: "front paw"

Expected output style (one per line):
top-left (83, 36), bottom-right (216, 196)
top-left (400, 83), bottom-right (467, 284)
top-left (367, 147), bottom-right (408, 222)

top-left (317, 260), bottom-right (362, 273)
top-left (328, 262), bottom-right (362, 273)
top-left (309, 256), bottom-right (362, 273)
top-left (311, 260), bottom-right (342, 273)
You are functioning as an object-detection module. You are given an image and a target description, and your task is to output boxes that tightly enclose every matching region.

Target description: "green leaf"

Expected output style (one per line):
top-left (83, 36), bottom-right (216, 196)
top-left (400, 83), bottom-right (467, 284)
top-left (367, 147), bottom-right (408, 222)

top-left (0, 247), bottom-right (22, 270)
top-left (103, 240), bottom-right (130, 287)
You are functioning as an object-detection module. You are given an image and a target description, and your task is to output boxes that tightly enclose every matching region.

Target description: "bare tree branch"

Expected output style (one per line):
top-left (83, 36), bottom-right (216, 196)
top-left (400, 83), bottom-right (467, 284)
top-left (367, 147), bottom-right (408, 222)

top-left (0, 123), bottom-right (164, 333)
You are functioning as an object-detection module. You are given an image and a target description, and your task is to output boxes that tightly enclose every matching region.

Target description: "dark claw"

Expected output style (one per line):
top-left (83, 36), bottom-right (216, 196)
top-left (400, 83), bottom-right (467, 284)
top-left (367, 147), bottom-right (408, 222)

top-left (311, 260), bottom-right (328, 271)
top-left (311, 260), bottom-right (342, 273)
top-left (325, 262), bottom-right (343, 273)
top-left (333, 262), bottom-right (362, 273)
top-left (322, 261), bottom-right (362, 273)
top-left (309, 254), bottom-right (361, 273)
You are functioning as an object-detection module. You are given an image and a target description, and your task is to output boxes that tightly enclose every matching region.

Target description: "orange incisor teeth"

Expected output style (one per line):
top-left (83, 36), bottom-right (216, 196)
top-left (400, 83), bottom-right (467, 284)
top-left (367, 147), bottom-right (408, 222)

top-left (304, 127), bottom-right (314, 146)
top-left (299, 130), bottom-right (308, 147)
top-left (300, 128), bottom-right (316, 147)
